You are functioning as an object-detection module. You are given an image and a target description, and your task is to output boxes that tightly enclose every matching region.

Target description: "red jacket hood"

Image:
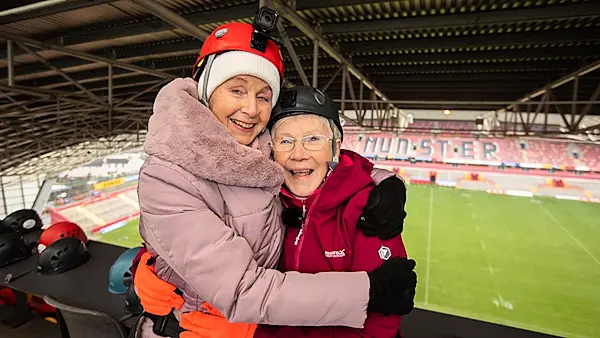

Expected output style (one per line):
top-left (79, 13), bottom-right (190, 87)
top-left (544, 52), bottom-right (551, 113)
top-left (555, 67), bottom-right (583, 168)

top-left (280, 149), bottom-right (374, 210)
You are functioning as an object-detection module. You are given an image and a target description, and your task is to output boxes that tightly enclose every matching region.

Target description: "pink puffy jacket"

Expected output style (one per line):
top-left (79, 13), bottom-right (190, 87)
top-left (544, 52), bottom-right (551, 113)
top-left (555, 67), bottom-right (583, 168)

top-left (136, 78), bottom-right (374, 336)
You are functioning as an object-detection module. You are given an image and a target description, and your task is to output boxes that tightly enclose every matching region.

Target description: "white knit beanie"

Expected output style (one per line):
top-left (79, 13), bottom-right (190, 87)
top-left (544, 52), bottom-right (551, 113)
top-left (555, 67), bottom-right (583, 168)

top-left (197, 51), bottom-right (281, 108)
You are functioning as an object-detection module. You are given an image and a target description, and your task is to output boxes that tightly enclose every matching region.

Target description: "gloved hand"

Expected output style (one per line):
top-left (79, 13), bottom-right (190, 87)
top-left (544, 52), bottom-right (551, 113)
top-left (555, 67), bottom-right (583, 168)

top-left (134, 252), bottom-right (184, 316)
top-left (367, 257), bottom-right (417, 316)
top-left (358, 176), bottom-right (407, 240)
top-left (179, 309), bottom-right (257, 338)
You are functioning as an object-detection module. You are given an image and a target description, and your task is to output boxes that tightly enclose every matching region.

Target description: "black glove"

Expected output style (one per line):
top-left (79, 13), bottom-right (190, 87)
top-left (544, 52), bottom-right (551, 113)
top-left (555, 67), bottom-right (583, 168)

top-left (281, 206), bottom-right (303, 228)
top-left (358, 176), bottom-right (408, 240)
top-left (367, 257), bottom-right (417, 316)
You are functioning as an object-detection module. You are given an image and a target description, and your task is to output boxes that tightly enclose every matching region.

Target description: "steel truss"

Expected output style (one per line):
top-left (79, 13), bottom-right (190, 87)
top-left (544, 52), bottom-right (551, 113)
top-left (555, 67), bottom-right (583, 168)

top-left (0, 28), bottom-right (172, 175)
top-left (494, 60), bottom-right (600, 140)
top-left (132, 0), bottom-right (404, 130)
top-left (1, 0), bottom-right (600, 176)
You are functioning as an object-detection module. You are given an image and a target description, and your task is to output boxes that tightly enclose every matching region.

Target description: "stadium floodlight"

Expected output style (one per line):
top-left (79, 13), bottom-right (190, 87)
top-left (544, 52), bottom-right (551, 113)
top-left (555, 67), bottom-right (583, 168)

top-left (443, 109), bottom-right (452, 116)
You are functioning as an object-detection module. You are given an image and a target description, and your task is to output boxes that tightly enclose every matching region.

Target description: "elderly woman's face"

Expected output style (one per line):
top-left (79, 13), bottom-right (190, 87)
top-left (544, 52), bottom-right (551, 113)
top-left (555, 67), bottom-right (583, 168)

top-left (209, 76), bottom-right (273, 145)
top-left (273, 115), bottom-right (340, 198)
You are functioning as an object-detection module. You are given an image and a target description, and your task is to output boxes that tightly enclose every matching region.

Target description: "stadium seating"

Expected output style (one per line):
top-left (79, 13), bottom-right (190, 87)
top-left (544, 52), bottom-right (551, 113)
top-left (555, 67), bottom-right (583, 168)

top-left (581, 144), bottom-right (600, 170)
top-left (344, 131), bottom-right (599, 169)
top-left (524, 140), bottom-right (573, 166)
top-left (48, 188), bottom-right (140, 235)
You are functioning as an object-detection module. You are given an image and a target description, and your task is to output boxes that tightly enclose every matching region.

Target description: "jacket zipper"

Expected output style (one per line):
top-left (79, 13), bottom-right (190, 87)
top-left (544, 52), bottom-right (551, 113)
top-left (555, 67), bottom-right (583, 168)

top-left (293, 203), bottom-right (306, 270)
top-left (293, 204), bottom-right (306, 246)
top-left (293, 192), bottom-right (323, 271)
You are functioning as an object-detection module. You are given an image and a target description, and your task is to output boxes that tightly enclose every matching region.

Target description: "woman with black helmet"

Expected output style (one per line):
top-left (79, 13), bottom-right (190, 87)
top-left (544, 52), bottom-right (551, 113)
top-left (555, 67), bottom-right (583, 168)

top-left (257, 86), bottom-right (414, 337)
top-left (135, 85), bottom-right (414, 338)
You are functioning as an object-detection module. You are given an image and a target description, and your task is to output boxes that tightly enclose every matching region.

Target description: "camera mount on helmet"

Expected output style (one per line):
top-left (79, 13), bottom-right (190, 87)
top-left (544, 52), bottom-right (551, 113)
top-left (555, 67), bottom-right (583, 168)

top-left (251, 7), bottom-right (280, 52)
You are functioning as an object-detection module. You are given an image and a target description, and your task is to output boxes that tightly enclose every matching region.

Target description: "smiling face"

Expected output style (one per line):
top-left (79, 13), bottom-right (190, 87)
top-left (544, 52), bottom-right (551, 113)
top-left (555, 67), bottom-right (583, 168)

top-left (272, 114), bottom-right (341, 198)
top-left (208, 75), bottom-right (273, 145)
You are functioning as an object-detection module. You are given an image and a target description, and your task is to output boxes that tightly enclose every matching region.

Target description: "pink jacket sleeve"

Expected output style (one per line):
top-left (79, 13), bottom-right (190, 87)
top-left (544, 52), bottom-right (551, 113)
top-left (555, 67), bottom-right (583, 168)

top-left (138, 162), bottom-right (371, 328)
top-left (370, 167), bottom-right (396, 184)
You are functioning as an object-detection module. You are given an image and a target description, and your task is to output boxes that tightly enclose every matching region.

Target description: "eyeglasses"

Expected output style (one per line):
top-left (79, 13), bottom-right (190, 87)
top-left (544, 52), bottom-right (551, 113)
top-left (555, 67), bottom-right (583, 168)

top-left (272, 134), bottom-right (331, 152)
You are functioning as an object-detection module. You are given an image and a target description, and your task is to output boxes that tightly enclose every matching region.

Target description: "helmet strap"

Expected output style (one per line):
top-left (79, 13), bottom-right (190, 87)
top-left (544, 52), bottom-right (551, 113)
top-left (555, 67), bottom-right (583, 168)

top-left (328, 119), bottom-right (340, 170)
top-left (200, 54), bottom-right (216, 106)
top-left (328, 119), bottom-right (339, 162)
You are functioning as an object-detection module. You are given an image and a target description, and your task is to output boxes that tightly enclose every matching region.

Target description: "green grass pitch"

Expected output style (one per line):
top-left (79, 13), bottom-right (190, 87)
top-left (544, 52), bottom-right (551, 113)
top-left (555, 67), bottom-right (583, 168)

top-left (97, 218), bottom-right (143, 249)
top-left (97, 185), bottom-right (600, 337)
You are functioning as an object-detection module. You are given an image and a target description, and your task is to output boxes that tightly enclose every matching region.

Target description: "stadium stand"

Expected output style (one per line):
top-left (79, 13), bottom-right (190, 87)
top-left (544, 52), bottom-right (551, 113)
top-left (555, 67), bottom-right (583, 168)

top-left (523, 140), bottom-right (574, 167)
top-left (345, 131), bottom-right (600, 170)
top-left (47, 187), bottom-right (139, 235)
top-left (580, 144), bottom-right (600, 170)
top-left (44, 131), bottom-right (600, 236)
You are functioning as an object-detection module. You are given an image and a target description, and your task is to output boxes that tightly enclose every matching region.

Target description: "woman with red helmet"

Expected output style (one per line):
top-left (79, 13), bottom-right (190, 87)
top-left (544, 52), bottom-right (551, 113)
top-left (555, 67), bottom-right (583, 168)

top-left (134, 11), bottom-right (410, 338)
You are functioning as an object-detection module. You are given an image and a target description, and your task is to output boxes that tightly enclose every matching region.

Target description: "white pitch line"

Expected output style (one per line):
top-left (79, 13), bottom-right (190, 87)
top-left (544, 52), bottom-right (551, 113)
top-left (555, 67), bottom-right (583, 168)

top-left (424, 187), bottom-right (434, 305)
top-left (540, 203), bottom-right (600, 268)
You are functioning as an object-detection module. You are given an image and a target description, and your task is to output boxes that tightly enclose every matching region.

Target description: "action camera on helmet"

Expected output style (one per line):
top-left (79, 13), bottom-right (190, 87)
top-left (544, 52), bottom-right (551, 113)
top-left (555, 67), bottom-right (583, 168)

top-left (255, 7), bottom-right (278, 31)
top-left (251, 7), bottom-right (280, 52)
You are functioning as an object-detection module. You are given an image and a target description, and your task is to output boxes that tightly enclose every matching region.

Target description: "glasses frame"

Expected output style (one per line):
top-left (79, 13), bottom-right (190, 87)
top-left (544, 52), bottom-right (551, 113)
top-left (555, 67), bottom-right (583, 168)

top-left (271, 134), bottom-right (332, 153)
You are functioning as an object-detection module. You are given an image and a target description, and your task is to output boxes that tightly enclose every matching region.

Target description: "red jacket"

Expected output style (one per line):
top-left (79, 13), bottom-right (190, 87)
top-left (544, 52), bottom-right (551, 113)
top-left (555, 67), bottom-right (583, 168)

top-left (254, 150), bottom-right (407, 338)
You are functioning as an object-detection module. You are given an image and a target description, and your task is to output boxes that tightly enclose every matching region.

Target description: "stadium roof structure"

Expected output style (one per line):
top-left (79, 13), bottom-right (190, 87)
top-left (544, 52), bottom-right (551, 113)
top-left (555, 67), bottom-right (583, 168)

top-left (0, 0), bottom-right (600, 175)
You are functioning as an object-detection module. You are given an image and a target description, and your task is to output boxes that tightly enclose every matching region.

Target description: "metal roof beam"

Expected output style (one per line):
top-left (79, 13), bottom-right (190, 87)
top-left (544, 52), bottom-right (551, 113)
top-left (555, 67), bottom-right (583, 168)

top-left (15, 59), bottom-right (187, 89)
top-left (7, 45), bottom-right (597, 86)
top-left (301, 2), bottom-right (600, 36)
top-left (9, 1), bottom-right (382, 53)
top-left (282, 59), bottom-right (591, 73)
top-left (282, 61), bottom-right (579, 80)
top-left (0, 0), bottom-right (117, 25)
top-left (0, 40), bottom-right (201, 80)
top-left (8, 3), bottom-right (256, 55)
top-left (0, 28), bottom-right (178, 80)
top-left (337, 73), bottom-right (557, 82)
top-left (508, 59), bottom-right (600, 105)
top-left (7, 28), bottom-right (598, 81)
top-left (296, 0), bottom-right (382, 7)
top-left (328, 82), bottom-right (547, 91)
top-left (331, 98), bottom-right (600, 106)
top-left (334, 27), bottom-right (600, 55)
top-left (356, 60), bottom-right (586, 72)
top-left (271, 0), bottom-right (396, 111)
top-left (344, 46), bottom-right (600, 64)
top-left (131, 0), bottom-right (210, 41)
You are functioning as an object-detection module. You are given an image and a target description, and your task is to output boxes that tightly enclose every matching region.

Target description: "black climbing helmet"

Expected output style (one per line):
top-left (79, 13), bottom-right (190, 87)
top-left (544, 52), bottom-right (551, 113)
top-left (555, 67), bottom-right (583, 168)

top-left (0, 232), bottom-right (31, 268)
top-left (268, 86), bottom-right (343, 140)
top-left (124, 284), bottom-right (143, 315)
top-left (0, 209), bottom-right (43, 235)
top-left (37, 237), bottom-right (90, 275)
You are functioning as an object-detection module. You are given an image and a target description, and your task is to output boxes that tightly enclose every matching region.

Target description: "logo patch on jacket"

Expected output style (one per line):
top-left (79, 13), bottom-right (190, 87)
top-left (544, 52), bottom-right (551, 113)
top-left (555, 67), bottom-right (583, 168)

top-left (378, 246), bottom-right (392, 260)
top-left (324, 249), bottom-right (346, 258)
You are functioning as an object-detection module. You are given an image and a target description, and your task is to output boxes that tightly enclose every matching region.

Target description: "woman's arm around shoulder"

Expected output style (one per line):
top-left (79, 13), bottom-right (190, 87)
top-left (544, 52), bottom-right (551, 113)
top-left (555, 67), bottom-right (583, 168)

top-left (137, 159), bottom-right (370, 328)
top-left (359, 168), bottom-right (408, 240)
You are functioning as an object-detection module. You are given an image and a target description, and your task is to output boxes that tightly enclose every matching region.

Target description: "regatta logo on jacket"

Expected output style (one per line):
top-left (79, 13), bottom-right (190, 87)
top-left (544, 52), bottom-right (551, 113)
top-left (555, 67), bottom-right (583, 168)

top-left (378, 246), bottom-right (392, 260)
top-left (324, 249), bottom-right (346, 258)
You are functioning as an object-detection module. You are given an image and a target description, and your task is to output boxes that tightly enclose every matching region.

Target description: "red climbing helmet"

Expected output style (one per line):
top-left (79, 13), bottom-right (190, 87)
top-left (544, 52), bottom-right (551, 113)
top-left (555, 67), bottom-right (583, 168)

top-left (191, 14), bottom-right (284, 82)
top-left (37, 221), bottom-right (88, 255)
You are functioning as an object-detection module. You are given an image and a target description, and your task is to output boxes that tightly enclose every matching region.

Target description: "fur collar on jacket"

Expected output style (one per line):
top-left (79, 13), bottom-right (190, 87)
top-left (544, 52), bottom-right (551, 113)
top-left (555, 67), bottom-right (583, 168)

top-left (144, 78), bottom-right (284, 193)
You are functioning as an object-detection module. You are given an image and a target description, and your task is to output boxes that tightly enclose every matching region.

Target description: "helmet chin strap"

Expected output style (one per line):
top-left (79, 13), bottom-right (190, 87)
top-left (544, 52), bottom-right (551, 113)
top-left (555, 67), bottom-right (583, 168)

top-left (199, 54), bottom-right (216, 107)
top-left (328, 119), bottom-right (339, 170)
